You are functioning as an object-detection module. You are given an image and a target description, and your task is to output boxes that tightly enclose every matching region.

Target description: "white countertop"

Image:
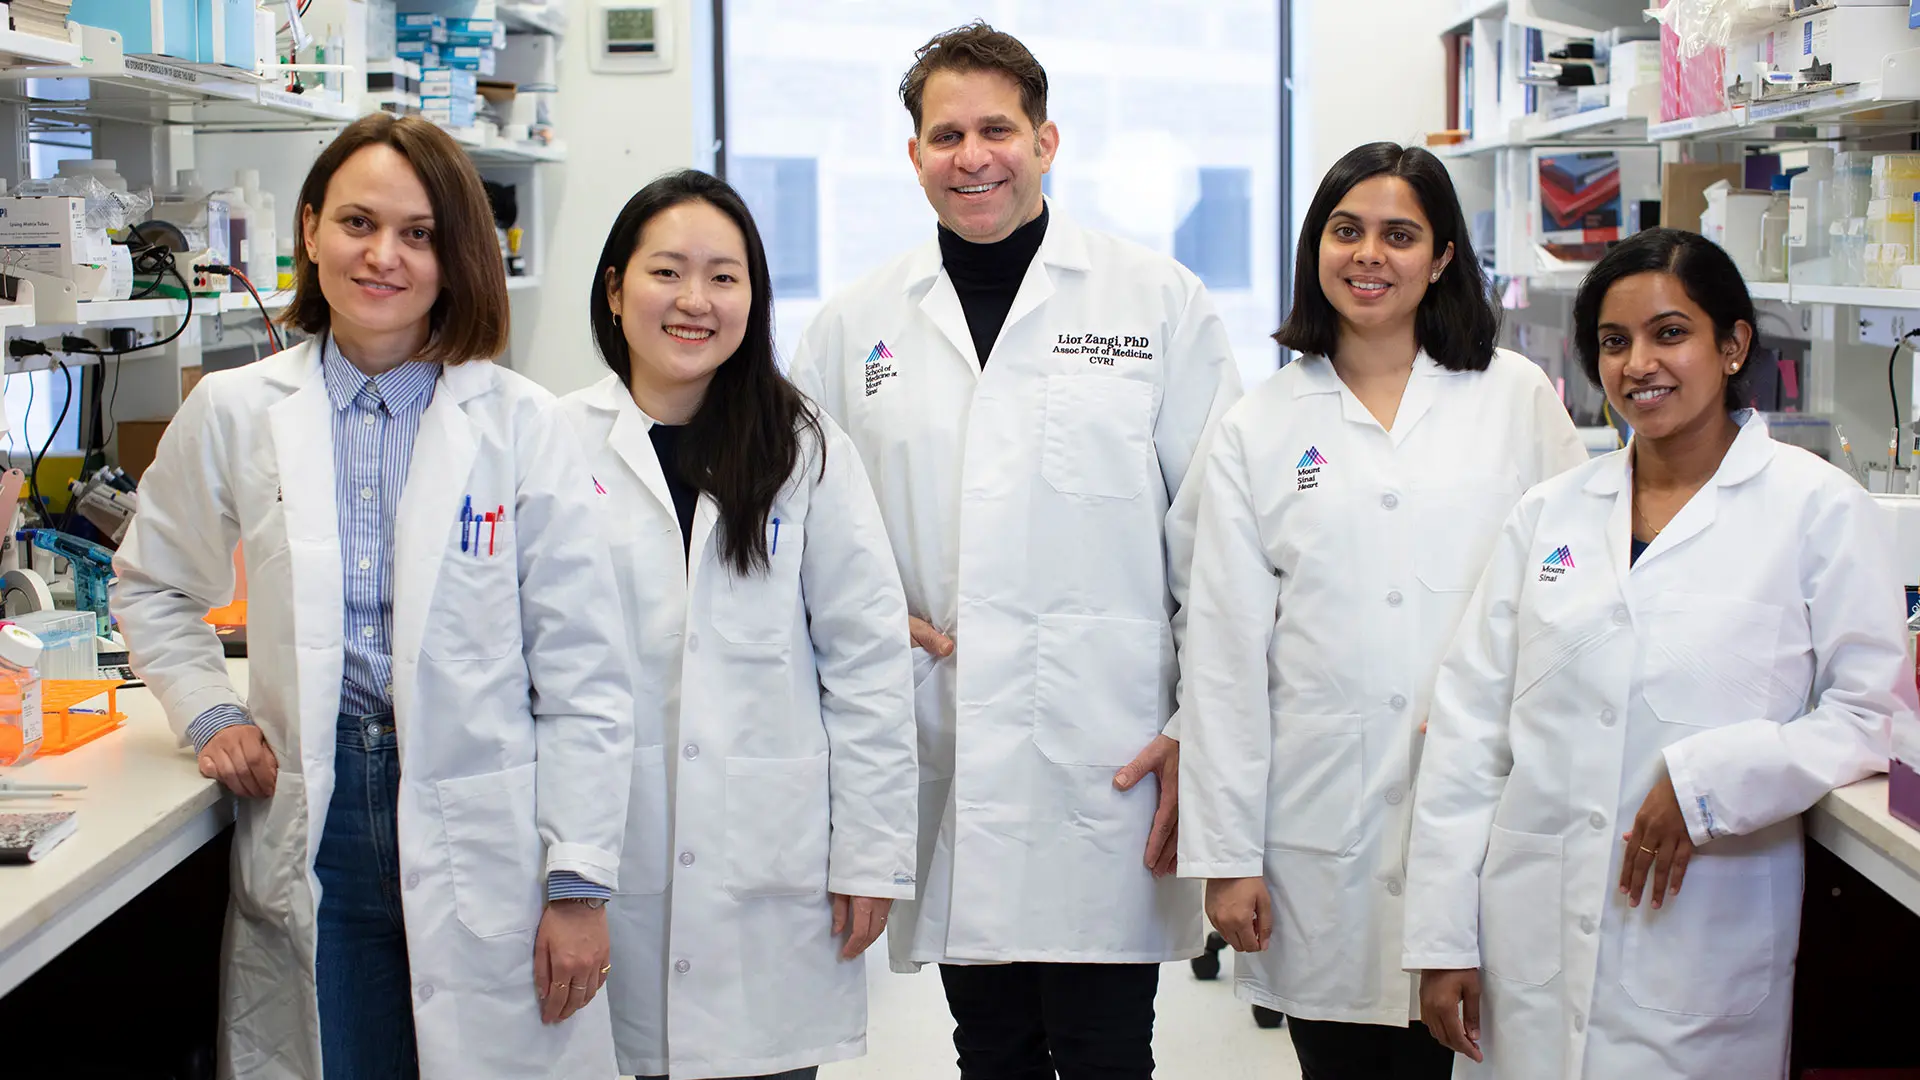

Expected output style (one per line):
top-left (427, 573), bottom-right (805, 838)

top-left (1810, 775), bottom-right (1920, 915)
top-left (0, 664), bottom-right (242, 997)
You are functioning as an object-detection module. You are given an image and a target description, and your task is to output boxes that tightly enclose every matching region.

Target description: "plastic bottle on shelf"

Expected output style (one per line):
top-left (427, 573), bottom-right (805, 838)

top-left (237, 169), bottom-right (278, 297)
top-left (1788, 148), bottom-right (1834, 284)
top-left (277, 237), bottom-right (295, 292)
top-left (0, 626), bottom-right (46, 767)
top-left (56, 158), bottom-right (127, 193)
top-left (212, 183), bottom-right (250, 292)
top-left (1760, 175), bottom-right (1792, 283)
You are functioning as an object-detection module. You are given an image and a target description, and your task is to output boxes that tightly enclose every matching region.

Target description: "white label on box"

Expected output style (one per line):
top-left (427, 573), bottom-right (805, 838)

top-left (20, 678), bottom-right (40, 747)
top-left (1789, 196), bottom-right (1810, 246)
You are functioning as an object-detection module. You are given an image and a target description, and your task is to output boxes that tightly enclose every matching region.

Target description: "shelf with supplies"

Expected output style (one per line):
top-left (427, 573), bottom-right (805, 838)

top-left (1513, 270), bottom-right (1920, 309)
top-left (497, 2), bottom-right (567, 38)
top-left (1649, 51), bottom-right (1920, 146)
top-left (1516, 85), bottom-right (1660, 145)
top-left (0, 24), bottom-right (358, 130)
top-left (1435, 136), bottom-right (1512, 160)
top-left (465, 139), bottom-right (567, 165)
top-left (505, 276), bottom-right (540, 292)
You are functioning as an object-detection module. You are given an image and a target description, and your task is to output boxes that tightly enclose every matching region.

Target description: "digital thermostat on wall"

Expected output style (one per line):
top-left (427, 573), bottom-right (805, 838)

top-left (592, 3), bottom-right (675, 74)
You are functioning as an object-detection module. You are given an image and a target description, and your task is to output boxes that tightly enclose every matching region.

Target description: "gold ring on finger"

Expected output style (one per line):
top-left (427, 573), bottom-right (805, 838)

top-left (1639, 845), bottom-right (1657, 854)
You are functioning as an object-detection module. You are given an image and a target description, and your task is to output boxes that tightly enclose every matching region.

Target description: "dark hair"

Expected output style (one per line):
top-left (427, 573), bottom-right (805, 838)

top-left (589, 170), bottom-right (822, 577)
top-left (1571, 228), bottom-right (1757, 412)
top-left (1273, 142), bottom-right (1496, 371)
top-left (900, 21), bottom-right (1049, 136)
top-left (282, 112), bottom-right (507, 363)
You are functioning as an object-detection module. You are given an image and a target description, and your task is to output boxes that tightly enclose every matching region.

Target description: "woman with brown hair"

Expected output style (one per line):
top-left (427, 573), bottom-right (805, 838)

top-left (112, 112), bottom-right (637, 1079)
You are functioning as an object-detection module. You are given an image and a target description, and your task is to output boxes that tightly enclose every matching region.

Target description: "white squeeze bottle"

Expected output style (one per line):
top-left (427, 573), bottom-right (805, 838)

top-left (238, 169), bottom-right (278, 295)
top-left (1789, 147), bottom-right (1835, 285)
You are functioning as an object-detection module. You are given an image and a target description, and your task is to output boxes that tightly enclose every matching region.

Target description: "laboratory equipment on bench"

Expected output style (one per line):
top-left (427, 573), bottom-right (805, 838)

top-left (19, 530), bottom-right (116, 636)
top-left (0, 626), bottom-right (44, 767)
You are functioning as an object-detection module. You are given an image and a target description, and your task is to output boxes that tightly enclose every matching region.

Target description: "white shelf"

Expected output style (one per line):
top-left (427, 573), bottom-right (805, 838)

top-left (1435, 136), bottom-right (1511, 159)
top-left (221, 289), bottom-right (295, 316)
top-left (1789, 284), bottom-right (1920, 308)
top-left (1748, 281), bottom-right (1791, 302)
top-left (505, 276), bottom-right (540, 292)
top-left (0, 24), bottom-right (357, 129)
top-left (0, 25), bottom-right (83, 68)
top-left (498, 2), bottom-right (567, 37)
top-left (72, 296), bottom-right (193, 323)
top-left (1441, 0), bottom-right (1506, 36)
top-left (1649, 54), bottom-right (1920, 144)
top-left (468, 140), bottom-right (567, 164)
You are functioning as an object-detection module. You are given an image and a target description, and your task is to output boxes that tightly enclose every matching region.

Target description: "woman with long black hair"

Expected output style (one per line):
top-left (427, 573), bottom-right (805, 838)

top-left (1177, 141), bottom-right (1588, 1079)
top-left (558, 169), bottom-right (918, 1080)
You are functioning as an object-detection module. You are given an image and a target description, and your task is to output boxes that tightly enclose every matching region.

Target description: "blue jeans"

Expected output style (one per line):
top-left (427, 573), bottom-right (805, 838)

top-left (315, 711), bottom-right (420, 1080)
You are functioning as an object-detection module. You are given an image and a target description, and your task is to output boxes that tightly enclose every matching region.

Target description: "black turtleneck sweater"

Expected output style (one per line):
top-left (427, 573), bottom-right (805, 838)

top-left (937, 204), bottom-right (1049, 368)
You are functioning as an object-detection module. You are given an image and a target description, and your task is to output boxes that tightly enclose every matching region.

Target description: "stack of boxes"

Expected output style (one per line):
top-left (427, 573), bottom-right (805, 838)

top-left (397, 9), bottom-right (498, 129)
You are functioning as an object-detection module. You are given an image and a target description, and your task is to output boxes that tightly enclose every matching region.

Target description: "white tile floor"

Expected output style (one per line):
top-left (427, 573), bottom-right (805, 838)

top-left (822, 939), bottom-right (1304, 1080)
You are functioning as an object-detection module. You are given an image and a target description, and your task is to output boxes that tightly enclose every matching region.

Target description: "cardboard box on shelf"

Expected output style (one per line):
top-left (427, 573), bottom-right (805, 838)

top-left (1661, 161), bottom-right (1743, 230)
top-left (112, 419), bottom-right (171, 483)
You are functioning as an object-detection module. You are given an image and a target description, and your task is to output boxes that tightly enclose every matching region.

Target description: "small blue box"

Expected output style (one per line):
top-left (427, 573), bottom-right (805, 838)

top-left (396, 13), bottom-right (441, 29)
top-left (71, 0), bottom-right (199, 62)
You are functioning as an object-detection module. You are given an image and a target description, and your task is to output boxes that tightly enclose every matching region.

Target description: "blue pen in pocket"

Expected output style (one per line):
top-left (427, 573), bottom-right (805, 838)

top-left (772, 516), bottom-right (781, 555)
top-left (460, 496), bottom-right (473, 553)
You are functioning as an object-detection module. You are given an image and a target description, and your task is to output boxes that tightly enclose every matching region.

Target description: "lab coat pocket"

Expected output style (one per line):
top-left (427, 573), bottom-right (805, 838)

top-left (1640, 594), bottom-right (1783, 727)
top-left (423, 520), bottom-right (521, 661)
top-left (1620, 854), bottom-right (1773, 1016)
top-left (1040, 375), bottom-right (1155, 499)
top-left (1479, 825), bottom-right (1563, 986)
top-left (712, 521), bottom-right (803, 646)
top-left (1032, 613), bottom-right (1171, 767)
top-left (231, 771), bottom-right (307, 922)
top-left (616, 745), bottom-right (669, 896)
top-left (1264, 713), bottom-right (1363, 856)
top-left (437, 762), bottom-right (542, 938)
top-left (724, 752), bottom-right (830, 899)
top-left (1414, 489), bottom-right (1517, 593)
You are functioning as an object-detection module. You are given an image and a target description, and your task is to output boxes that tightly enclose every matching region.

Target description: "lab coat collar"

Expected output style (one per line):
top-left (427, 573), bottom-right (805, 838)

top-left (582, 373), bottom-right (678, 522)
top-left (255, 337), bottom-right (493, 406)
top-left (901, 197), bottom-right (1090, 289)
top-left (1586, 410), bottom-right (1774, 579)
top-left (1582, 410), bottom-right (1775, 496)
top-left (1289, 350), bottom-right (1446, 441)
top-left (1288, 349), bottom-right (1446, 397)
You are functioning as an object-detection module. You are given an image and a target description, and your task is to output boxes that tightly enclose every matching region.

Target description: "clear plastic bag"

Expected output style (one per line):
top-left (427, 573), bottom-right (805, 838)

top-left (11, 174), bottom-right (155, 233)
top-left (1650, 0), bottom-right (1790, 60)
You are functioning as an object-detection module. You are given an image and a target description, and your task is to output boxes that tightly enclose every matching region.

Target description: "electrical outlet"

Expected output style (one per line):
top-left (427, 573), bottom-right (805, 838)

top-left (1858, 306), bottom-right (1917, 348)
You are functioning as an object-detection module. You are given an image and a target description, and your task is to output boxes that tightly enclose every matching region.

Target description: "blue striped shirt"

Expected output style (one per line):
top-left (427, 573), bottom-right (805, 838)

top-left (189, 338), bottom-right (605, 902)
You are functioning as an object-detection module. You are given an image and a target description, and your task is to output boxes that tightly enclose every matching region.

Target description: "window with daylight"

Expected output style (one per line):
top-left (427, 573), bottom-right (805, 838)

top-left (1176, 167), bottom-right (1254, 291)
top-left (729, 155), bottom-right (822, 299)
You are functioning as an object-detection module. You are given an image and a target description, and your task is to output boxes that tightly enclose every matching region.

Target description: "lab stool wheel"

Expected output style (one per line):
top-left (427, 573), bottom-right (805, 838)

top-left (1253, 1005), bottom-right (1285, 1029)
top-left (1190, 932), bottom-right (1227, 980)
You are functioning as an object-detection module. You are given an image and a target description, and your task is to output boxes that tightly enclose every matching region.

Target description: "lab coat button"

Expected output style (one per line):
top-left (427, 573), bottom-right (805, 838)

top-left (418, 984), bottom-right (434, 1001)
top-left (1574, 1012), bottom-right (1586, 1033)
top-left (1386, 879), bottom-right (1403, 896)
top-left (1600, 708), bottom-right (1617, 727)
top-left (1385, 786), bottom-right (1404, 806)
top-left (679, 851), bottom-right (695, 866)
top-left (675, 959), bottom-right (691, 974)
top-left (1381, 493), bottom-right (1399, 510)
top-left (1386, 591), bottom-right (1403, 607)
top-left (684, 744), bottom-right (700, 760)
top-left (1580, 916), bottom-right (1595, 934)
top-left (1612, 607), bottom-right (1629, 626)
top-left (1589, 810), bottom-right (1607, 830)
top-left (687, 633), bottom-right (700, 653)
top-left (1390, 694), bottom-right (1408, 711)
top-left (406, 872), bottom-right (420, 889)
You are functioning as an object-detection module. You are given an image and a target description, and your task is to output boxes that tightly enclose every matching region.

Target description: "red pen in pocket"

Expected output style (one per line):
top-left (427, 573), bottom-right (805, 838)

top-left (487, 512), bottom-right (497, 556)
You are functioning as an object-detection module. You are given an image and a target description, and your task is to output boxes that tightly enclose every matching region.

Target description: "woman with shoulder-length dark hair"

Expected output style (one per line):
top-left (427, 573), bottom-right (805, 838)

top-left (557, 169), bottom-right (919, 1080)
top-left (112, 112), bottom-right (635, 1078)
top-left (1177, 141), bottom-right (1588, 1078)
top-left (1406, 227), bottom-right (1915, 1079)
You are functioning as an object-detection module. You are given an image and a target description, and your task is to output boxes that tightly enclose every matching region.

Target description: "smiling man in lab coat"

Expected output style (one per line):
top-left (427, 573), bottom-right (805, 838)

top-left (788, 21), bottom-right (1242, 1079)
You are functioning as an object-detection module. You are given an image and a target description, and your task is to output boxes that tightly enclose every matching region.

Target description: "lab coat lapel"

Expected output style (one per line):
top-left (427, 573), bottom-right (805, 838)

top-left (392, 374), bottom-right (478, 702)
top-left (1386, 353), bottom-right (1443, 444)
top-left (920, 270), bottom-right (982, 374)
top-left (265, 344), bottom-right (344, 780)
top-left (684, 494), bottom-right (722, 603)
top-left (607, 392), bottom-right (675, 521)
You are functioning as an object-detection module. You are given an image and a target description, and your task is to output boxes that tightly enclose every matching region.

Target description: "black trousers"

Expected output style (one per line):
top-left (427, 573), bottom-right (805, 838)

top-left (939, 962), bottom-right (1159, 1080)
top-left (1286, 1016), bottom-right (1455, 1080)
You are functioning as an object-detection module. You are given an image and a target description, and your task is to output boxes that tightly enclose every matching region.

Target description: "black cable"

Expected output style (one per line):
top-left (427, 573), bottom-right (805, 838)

top-left (1892, 328), bottom-right (1920, 437)
top-left (214, 265), bottom-right (283, 352)
top-left (102, 350), bottom-right (122, 449)
top-left (28, 357), bottom-right (70, 528)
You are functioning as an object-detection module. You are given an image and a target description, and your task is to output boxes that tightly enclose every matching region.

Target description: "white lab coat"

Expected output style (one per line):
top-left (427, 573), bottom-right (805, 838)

top-left (1403, 413), bottom-right (1915, 1080)
top-left (1177, 349), bottom-right (1587, 1025)
top-left (556, 375), bottom-right (918, 1079)
top-left (112, 342), bottom-right (634, 1080)
top-left (789, 203), bottom-right (1241, 969)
